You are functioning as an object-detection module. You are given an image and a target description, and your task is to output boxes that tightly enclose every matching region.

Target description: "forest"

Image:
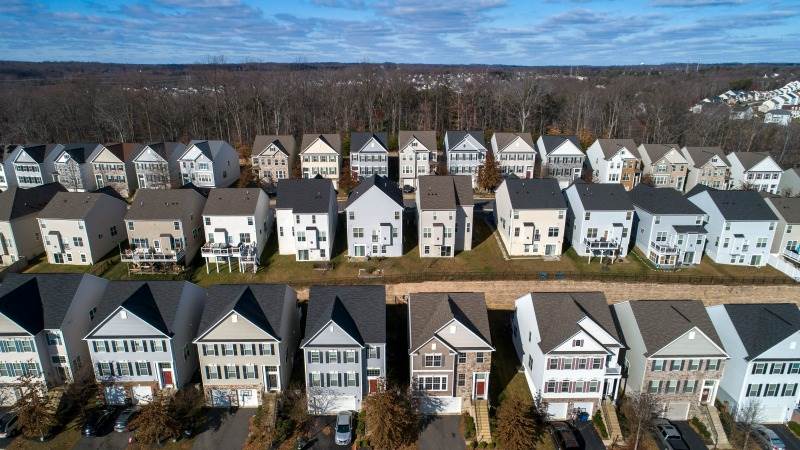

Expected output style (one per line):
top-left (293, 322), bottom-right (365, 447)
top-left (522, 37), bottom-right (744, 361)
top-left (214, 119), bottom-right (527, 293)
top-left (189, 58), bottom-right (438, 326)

top-left (0, 61), bottom-right (798, 165)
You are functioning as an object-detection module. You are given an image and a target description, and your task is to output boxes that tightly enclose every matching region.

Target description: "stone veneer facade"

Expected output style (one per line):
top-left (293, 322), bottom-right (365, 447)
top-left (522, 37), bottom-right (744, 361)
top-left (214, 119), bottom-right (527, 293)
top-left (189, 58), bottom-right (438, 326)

top-left (642, 357), bottom-right (726, 414)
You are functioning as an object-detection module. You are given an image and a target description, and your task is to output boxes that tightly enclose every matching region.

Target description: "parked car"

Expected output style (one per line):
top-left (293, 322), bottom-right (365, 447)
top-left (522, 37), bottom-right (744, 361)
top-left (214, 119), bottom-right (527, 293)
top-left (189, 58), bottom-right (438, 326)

top-left (402, 185), bottom-right (415, 194)
top-left (0, 412), bottom-right (19, 438)
top-left (753, 424), bottom-right (786, 450)
top-left (82, 407), bottom-right (118, 436)
top-left (550, 421), bottom-right (580, 450)
top-left (334, 411), bottom-right (353, 446)
top-left (113, 406), bottom-right (139, 432)
top-left (655, 420), bottom-right (689, 450)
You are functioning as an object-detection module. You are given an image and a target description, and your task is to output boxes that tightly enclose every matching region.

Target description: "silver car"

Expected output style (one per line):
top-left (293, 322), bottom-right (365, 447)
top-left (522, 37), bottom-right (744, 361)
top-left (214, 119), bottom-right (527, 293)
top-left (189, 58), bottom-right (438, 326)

top-left (334, 411), bottom-right (353, 446)
top-left (753, 424), bottom-right (786, 450)
top-left (655, 420), bottom-right (689, 450)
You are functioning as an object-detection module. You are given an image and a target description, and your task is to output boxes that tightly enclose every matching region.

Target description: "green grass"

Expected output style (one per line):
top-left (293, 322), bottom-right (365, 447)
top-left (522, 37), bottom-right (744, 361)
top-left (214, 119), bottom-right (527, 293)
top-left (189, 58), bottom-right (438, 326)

top-left (487, 309), bottom-right (533, 405)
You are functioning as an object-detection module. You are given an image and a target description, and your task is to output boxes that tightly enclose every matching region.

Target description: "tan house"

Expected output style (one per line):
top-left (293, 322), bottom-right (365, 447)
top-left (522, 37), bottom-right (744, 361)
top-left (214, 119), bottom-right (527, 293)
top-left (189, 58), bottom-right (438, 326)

top-left (638, 143), bottom-right (689, 191)
top-left (37, 188), bottom-right (128, 265)
top-left (122, 188), bottom-right (207, 272)
top-left (89, 143), bottom-right (142, 198)
top-left (251, 135), bottom-right (297, 187)
top-left (494, 178), bottom-right (567, 257)
top-left (681, 146), bottom-right (730, 192)
top-left (0, 183), bottom-right (65, 266)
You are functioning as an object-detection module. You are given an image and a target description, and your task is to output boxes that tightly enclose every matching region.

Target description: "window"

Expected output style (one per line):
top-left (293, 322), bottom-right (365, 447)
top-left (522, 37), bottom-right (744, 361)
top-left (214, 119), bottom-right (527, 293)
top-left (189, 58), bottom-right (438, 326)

top-left (588, 380), bottom-right (599, 392)
top-left (458, 354), bottom-right (467, 364)
top-left (72, 237), bottom-right (84, 247)
top-left (353, 228), bottom-right (364, 238)
top-left (684, 380), bottom-right (696, 393)
top-left (706, 359), bottom-right (720, 371)
top-left (173, 221), bottom-right (180, 230)
top-left (98, 362), bottom-right (113, 377)
top-left (592, 358), bottom-right (603, 369)
top-left (586, 228), bottom-right (598, 239)
top-left (344, 350), bottom-right (357, 363)
top-left (562, 358), bottom-right (573, 370)
top-left (765, 384), bottom-right (780, 397)
top-left (259, 343), bottom-right (275, 356)
top-left (548, 227), bottom-right (559, 237)
top-left (46, 332), bottom-right (62, 346)
top-left (548, 358), bottom-right (559, 370)
top-left (665, 380), bottom-right (678, 393)
top-left (756, 238), bottom-right (768, 248)
top-left (417, 376), bottom-right (447, 391)
top-left (652, 360), bottom-right (665, 372)
top-left (51, 355), bottom-right (67, 364)
top-left (784, 384), bottom-right (798, 397)
top-left (368, 346), bottom-right (379, 359)
top-left (584, 212), bottom-right (591, 220)
top-left (545, 381), bottom-right (557, 393)
top-left (572, 339), bottom-right (583, 347)
top-left (788, 363), bottom-right (800, 374)
top-left (670, 360), bottom-right (683, 371)
top-left (151, 340), bottom-right (165, 352)
top-left (457, 373), bottom-right (466, 387)
top-left (202, 344), bottom-right (217, 356)
top-left (424, 354), bottom-right (442, 367)
top-left (206, 366), bottom-right (220, 380)
top-left (689, 359), bottom-right (700, 371)
top-left (224, 366), bottom-right (238, 379)
top-left (345, 372), bottom-right (359, 387)
top-left (648, 380), bottom-right (660, 393)
top-left (577, 358), bottom-right (587, 370)
top-left (240, 344), bottom-right (256, 356)
top-left (770, 363), bottom-right (785, 374)
top-left (223, 344), bottom-right (236, 356)
top-left (327, 350), bottom-right (339, 363)
top-left (367, 368), bottom-right (381, 377)
top-left (308, 373), bottom-right (322, 387)
top-left (117, 362), bottom-right (132, 376)
top-left (242, 365), bottom-right (257, 379)
top-left (476, 352), bottom-right (484, 363)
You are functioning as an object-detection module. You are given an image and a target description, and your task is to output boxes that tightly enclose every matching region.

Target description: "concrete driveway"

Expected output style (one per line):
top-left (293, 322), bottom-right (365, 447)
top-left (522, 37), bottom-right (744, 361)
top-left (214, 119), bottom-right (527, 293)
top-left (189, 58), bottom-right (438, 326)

top-left (192, 408), bottom-right (255, 450)
top-left (574, 421), bottom-right (606, 450)
top-left (73, 431), bottom-right (131, 449)
top-left (418, 415), bottom-right (465, 450)
top-left (767, 424), bottom-right (800, 450)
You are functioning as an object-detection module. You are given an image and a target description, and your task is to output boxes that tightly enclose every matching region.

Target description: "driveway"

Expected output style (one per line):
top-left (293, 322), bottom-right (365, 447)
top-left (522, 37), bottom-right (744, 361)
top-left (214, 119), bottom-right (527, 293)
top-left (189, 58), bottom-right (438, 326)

top-left (73, 431), bottom-right (131, 449)
top-left (192, 408), bottom-right (255, 450)
top-left (767, 424), bottom-right (800, 450)
top-left (670, 421), bottom-right (708, 450)
top-left (306, 416), bottom-right (338, 450)
top-left (574, 421), bottom-right (605, 450)
top-left (0, 436), bottom-right (15, 450)
top-left (418, 415), bottom-right (465, 450)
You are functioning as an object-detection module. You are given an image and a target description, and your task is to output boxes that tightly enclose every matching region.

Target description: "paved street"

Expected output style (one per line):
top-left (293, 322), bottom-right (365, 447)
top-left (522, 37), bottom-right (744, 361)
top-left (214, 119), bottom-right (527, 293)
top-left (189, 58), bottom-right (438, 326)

top-left (767, 424), bottom-right (800, 450)
top-left (191, 408), bottom-right (254, 450)
top-left (418, 415), bottom-right (465, 450)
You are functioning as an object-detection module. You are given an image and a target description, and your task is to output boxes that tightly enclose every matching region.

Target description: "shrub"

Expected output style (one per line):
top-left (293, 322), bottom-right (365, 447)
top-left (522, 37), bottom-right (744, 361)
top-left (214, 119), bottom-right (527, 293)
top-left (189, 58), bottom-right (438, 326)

top-left (488, 442), bottom-right (496, 448)
top-left (469, 441), bottom-right (478, 449)
top-left (463, 413), bottom-right (476, 440)
top-left (690, 417), bottom-right (711, 441)
top-left (479, 442), bottom-right (488, 448)
top-left (273, 416), bottom-right (294, 445)
top-left (356, 409), bottom-right (366, 437)
top-left (788, 421), bottom-right (800, 437)
top-left (593, 410), bottom-right (609, 438)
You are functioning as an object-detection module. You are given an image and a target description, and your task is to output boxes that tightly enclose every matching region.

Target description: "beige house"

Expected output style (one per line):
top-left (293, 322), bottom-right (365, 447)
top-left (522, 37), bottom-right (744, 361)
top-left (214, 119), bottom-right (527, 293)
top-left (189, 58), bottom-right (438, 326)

top-left (300, 134), bottom-right (341, 189)
top-left (251, 135), bottom-right (296, 187)
top-left (681, 146), bottom-right (730, 192)
top-left (638, 144), bottom-right (688, 191)
top-left (416, 175), bottom-right (474, 257)
top-left (37, 188), bottom-right (128, 265)
top-left (494, 178), bottom-right (567, 257)
top-left (122, 188), bottom-right (207, 272)
top-left (89, 142), bottom-right (141, 198)
top-left (0, 183), bottom-right (66, 266)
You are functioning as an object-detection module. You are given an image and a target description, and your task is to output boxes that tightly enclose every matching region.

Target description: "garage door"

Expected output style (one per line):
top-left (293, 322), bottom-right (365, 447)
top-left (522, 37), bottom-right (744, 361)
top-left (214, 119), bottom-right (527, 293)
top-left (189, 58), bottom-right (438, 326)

top-left (238, 389), bottom-right (259, 407)
top-left (663, 402), bottom-right (690, 420)
top-left (419, 396), bottom-right (462, 415)
top-left (132, 386), bottom-right (153, 404)
top-left (573, 402), bottom-right (594, 416)
top-left (105, 386), bottom-right (128, 405)
top-left (760, 406), bottom-right (789, 423)
top-left (210, 389), bottom-right (233, 407)
top-left (547, 402), bottom-right (569, 420)
top-left (328, 396), bottom-right (358, 413)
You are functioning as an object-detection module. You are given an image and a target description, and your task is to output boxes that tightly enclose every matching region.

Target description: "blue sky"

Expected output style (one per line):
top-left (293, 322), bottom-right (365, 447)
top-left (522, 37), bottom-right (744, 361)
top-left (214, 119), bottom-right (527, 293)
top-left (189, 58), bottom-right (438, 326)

top-left (1, 0), bottom-right (798, 65)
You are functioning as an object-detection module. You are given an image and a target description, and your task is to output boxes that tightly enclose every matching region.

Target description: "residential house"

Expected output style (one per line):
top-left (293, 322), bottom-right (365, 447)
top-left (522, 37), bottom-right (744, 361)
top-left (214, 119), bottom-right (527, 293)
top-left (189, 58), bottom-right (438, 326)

top-left (765, 109), bottom-right (792, 126)
top-left (707, 303), bottom-right (800, 423)
top-left (494, 178), bottom-right (567, 257)
top-left (490, 132), bottom-right (536, 178)
top-left (275, 178), bottom-right (337, 262)
top-left (629, 185), bottom-right (708, 268)
top-left (614, 300), bottom-right (729, 420)
top-left (84, 281), bottom-right (206, 405)
top-left (344, 175), bottom-right (404, 258)
top-left (349, 132), bottom-right (389, 179)
top-left (763, 196), bottom-right (800, 266)
top-left (564, 180), bottom-right (635, 261)
top-left (88, 142), bottom-right (141, 198)
top-left (727, 152), bottom-right (783, 194)
top-left (132, 142), bottom-right (185, 190)
top-left (512, 292), bottom-right (624, 419)
top-left (444, 131), bottom-right (486, 188)
top-left (681, 146), bottom-right (730, 192)
top-left (0, 183), bottom-right (66, 266)
top-left (638, 144), bottom-right (688, 191)
top-left (37, 189), bottom-right (127, 265)
top-left (0, 145), bottom-right (15, 191)
top-left (586, 138), bottom-right (642, 191)
top-left (301, 285), bottom-right (386, 414)
top-left (730, 104), bottom-right (754, 120)
top-left (535, 135), bottom-right (585, 188)
top-left (688, 186), bottom-right (777, 266)
top-left (201, 188), bottom-right (271, 273)
top-left (778, 168), bottom-right (800, 196)
top-left (416, 175), bottom-right (474, 258)
top-left (194, 284), bottom-right (301, 407)
top-left (52, 143), bottom-right (103, 192)
top-left (398, 130), bottom-right (437, 189)
top-left (178, 140), bottom-right (240, 188)
top-left (0, 274), bottom-right (108, 405)
top-left (251, 135), bottom-right (296, 187)
top-left (8, 144), bottom-right (61, 189)
top-left (300, 134), bottom-right (341, 189)
top-left (122, 188), bottom-right (207, 271)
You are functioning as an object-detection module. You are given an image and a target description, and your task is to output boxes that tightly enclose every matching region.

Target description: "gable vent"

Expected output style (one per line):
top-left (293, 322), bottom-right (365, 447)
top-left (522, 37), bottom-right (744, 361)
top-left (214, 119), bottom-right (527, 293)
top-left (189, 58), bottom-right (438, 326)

top-left (231, 314), bottom-right (238, 323)
top-left (688, 331), bottom-right (696, 340)
top-left (120, 310), bottom-right (127, 320)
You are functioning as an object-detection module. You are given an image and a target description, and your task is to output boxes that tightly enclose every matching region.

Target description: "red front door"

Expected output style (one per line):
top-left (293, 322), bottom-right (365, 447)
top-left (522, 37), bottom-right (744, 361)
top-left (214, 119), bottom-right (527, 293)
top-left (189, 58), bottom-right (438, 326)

top-left (475, 380), bottom-right (486, 397)
top-left (368, 379), bottom-right (378, 394)
top-left (162, 370), bottom-right (173, 386)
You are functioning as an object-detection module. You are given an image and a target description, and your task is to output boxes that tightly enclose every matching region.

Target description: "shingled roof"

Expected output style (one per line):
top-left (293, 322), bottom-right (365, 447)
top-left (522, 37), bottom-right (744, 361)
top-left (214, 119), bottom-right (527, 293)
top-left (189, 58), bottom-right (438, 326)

top-left (0, 273), bottom-right (89, 334)
top-left (60, 143), bottom-right (100, 163)
top-left (275, 178), bottom-right (334, 213)
top-left (398, 130), bottom-right (437, 152)
top-left (252, 135), bottom-right (296, 158)
top-left (302, 285), bottom-right (385, 347)
top-left (529, 292), bottom-right (622, 354)
top-left (38, 189), bottom-right (124, 220)
top-left (0, 183), bottom-right (66, 221)
top-left (417, 175), bottom-right (474, 210)
top-left (133, 142), bottom-right (185, 162)
top-left (568, 180), bottom-right (633, 211)
top-left (536, 135), bottom-right (582, 156)
top-left (629, 300), bottom-right (724, 356)
top-left (764, 196), bottom-right (800, 224)
top-left (301, 134), bottom-right (341, 154)
top-left (630, 184), bottom-right (705, 215)
top-left (729, 152), bottom-right (775, 171)
top-left (202, 188), bottom-right (264, 216)
top-left (639, 143), bottom-right (681, 164)
top-left (689, 188), bottom-right (777, 221)
top-left (350, 132), bottom-right (388, 153)
top-left (682, 147), bottom-right (728, 168)
top-left (502, 177), bottom-right (566, 210)
top-left (408, 292), bottom-right (492, 352)
top-left (16, 144), bottom-right (60, 163)
top-left (104, 143), bottom-right (143, 163)
top-left (126, 188), bottom-right (207, 221)
top-left (445, 131), bottom-right (485, 150)
top-left (723, 303), bottom-right (800, 360)
top-left (184, 140), bottom-right (231, 161)
top-left (595, 139), bottom-right (640, 159)
top-left (493, 132), bottom-right (534, 152)
top-left (345, 174), bottom-right (403, 209)
top-left (197, 284), bottom-right (293, 341)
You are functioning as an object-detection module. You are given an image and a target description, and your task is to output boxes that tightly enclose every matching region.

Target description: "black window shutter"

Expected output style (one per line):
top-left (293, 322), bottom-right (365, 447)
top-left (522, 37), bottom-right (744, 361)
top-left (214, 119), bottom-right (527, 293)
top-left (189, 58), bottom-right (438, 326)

top-left (253, 366), bottom-right (259, 378)
top-left (205, 366), bottom-right (209, 379)
top-left (92, 341), bottom-right (98, 352)
top-left (202, 345), bottom-right (207, 356)
top-left (123, 341), bottom-right (129, 352)
top-left (235, 366), bottom-right (240, 379)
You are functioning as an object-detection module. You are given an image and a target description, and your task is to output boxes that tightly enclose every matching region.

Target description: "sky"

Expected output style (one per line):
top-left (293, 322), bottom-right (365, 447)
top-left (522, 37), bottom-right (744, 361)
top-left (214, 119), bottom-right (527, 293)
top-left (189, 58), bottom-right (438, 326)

top-left (0, 0), bottom-right (799, 66)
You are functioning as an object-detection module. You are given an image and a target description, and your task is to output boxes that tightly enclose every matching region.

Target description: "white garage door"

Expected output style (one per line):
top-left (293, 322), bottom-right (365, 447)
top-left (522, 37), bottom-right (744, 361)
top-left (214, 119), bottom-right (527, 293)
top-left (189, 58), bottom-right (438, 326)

top-left (105, 386), bottom-right (128, 405)
top-left (419, 396), bottom-right (462, 415)
top-left (547, 402), bottom-right (569, 420)
top-left (573, 402), bottom-right (594, 416)
top-left (211, 389), bottom-right (233, 407)
top-left (663, 402), bottom-right (690, 420)
top-left (132, 386), bottom-right (153, 404)
top-left (760, 406), bottom-right (789, 423)
top-left (238, 389), bottom-right (259, 407)
top-left (328, 396), bottom-right (358, 413)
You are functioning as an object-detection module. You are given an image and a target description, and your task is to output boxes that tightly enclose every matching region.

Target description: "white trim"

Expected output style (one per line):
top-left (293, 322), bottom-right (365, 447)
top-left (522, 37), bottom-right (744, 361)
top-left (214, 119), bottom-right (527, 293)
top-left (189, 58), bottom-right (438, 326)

top-left (84, 306), bottom-right (168, 340)
top-left (430, 318), bottom-right (495, 352)
top-left (300, 319), bottom-right (364, 349)
top-left (194, 309), bottom-right (281, 343)
top-left (650, 326), bottom-right (729, 358)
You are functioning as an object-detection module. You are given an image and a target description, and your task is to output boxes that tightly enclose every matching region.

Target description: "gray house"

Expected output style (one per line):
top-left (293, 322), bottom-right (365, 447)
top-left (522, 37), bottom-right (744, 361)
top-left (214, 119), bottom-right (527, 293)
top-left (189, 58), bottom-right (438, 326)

top-left (349, 132), bottom-right (389, 179)
top-left (535, 135), bottom-right (585, 188)
top-left (53, 143), bottom-right (102, 192)
top-left (301, 285), bottom-right (386, 414)
top-left (194, 284), bottom-right (301, 407)
top-left (445, 131), bottom-right (486, 188)
top-left (0, 183), bottom-right (66, 266)
top-left (344, 175), bottom-right (404, 258)
top-left (132, 142), bottom-right (185, 190)
top-left (84, 281), bottom-right (206, 405)
top-left (251, 135), bottom-right (297, 186)
top-left (416, 175), bottom-right (474, 257)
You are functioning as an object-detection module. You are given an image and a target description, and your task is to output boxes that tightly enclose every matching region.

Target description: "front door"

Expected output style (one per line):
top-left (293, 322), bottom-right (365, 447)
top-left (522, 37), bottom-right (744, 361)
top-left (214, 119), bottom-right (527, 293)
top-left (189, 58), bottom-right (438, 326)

top-left (160, 363), bottom-right (174, 387)
top-left (474, 373), bottom-right (487, 399)
top-left (368, 378), bottom-right (379, 394)
top-left (545, 244), bottom-right (555, 256)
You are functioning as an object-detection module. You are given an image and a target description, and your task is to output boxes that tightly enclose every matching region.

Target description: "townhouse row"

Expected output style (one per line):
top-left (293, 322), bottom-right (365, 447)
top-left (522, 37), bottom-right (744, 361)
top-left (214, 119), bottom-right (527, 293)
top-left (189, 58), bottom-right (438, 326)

top-left (0, 274), bottom-right (796, 425)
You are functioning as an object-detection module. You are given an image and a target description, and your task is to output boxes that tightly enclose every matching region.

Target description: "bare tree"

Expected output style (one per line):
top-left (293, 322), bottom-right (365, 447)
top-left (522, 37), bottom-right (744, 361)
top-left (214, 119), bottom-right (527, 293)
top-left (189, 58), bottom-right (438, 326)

top-left (622, 392), bottom-right (663, 450)
top-left (496, 395), bottom-right (545, 450)
top-left (736, 399), bottom-right (764, 450)
top-left (363, 382), bottom-right (420, 450)
top-left (13, 373), bottom-right (58, 442)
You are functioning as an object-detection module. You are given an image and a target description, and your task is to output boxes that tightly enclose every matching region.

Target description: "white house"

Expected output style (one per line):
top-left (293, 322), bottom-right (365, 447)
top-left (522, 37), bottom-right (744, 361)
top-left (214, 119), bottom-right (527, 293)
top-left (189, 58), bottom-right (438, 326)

top-left (681, 146), bottom-right (731, 192)
top-left (764, 109), bottom-right (792, 126)
top-left (494, 178), bottom-right (566, 257)
top-left (534, 135), bottom-right (585, 188)
top-left (178, 140), bottom-right (240, 188)
top-left (132, 142), bottom-right (185, 190)
top-left (275, 178), bottom-right (337, 262)
top-left (300, 134), bottom-right (341, 189)
top-left (687, 186), bottom-right (778, 267)
top-left (490, 132), bottom-right (536, 178)
top-left (512, 292), bottom-right (624, 420)
top-left (0, 183), bottom-right (66, 266)
top-left (727, 152), bottom-right (783, 194)
top-left (349, 132), bottom-right (389, 179)
top-left (398, 130), bottom-right (437, 189)
top-left (8, 144), bottom-right (62, 189)
top-left (445, 131), bottom-right (486, 188)
top-left (564, 180), bottom-right (635, 262)
top-left (344, 175), bottom-right (404, 258)
top-left (707, 303), bottom-right (800, 423)
top-left (778, 168), bottom-right (800, 196)
top-left (638, 143), bottom-right (688, 191)
top-left (586, 138), bottom-right (641, 191)
top-left (0, 145), bottom-right (15, 191)
top-left (416, 175), bottom-right (474, 258)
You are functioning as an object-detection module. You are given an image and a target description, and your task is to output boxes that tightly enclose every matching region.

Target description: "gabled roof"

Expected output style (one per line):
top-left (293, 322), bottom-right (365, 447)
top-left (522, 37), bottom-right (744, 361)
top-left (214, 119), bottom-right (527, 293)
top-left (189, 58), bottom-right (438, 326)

top-left (722, 303), bottom-right (800, 360)
top-left (302, 285), bottom-right (385, 346)
top-left (408, 292), bottom-right (492, 352)
top-left (417, 175), bottom-right (474, 210)
top-left (126, 188), bottom-right (206, 221)
top-left (445, 130), bottom-right (485, 150)
top-left (764, 196), bottom-right (800, 224)
top-left (639, 144), bottom-right (682, 164)
top-left (493, 132), bottom-right (534, 152)
top-left (682, 146), bottom-right (728, 168)
top-left (595, 139), bottom-right (640, 159)
top-left (568, 180), bottom-right (633, 211)
top-left (0, 183), bottom-right (66, 221)
top-left (202, 188), bottom-right (263, 216)
top-left (134, 142), bottom-right (185, 162)
top-left (398, 130), bottom-right (437, 152)
top-left (529, 292), bottom-right (622, 354)
top-left (536, 135), bottom-right (582, 156)
top-left (0, 274), bottom-right (88, 334)
top-left (301, 134), bottom-right (341, 154)
top-left (252, 135), bottom-right (296, 158)
top-left (104, 143), bottom-right (143, 163)
top-left (689, 187), bottom-right (777, 221)
top-left (91, 281), bottom-right (196, 337)
top-left (183, 140), bottom-right (232, 161)
top-left (350, 132), bottom-right (388, 154)
top-left (38, 189), bottom-right (124, 220)
top-left (197, 284), bottom-right (292, 341)
top-left (345, 175), bottom-right (403, 209)
top-left (275, 178), bottom-right (334, 213)
top-left (502, 178), bottom-right (566, 210)
top-left (60, 143), bottom-right (100, 163)
top-left (630, 185), bottom-right (705, 215)
top-left (16, 144), bottom-right (60, 163)
top-left (729, 152), bottom-right (776, 171)
top-left (628, 300), bottom-right (724, 356)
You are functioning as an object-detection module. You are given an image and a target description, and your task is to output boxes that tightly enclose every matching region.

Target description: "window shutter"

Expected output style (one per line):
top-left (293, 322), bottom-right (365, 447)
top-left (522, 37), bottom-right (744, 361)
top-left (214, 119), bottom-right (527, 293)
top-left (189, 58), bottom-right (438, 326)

top-left (135, 364), bottom-right (141, 376)
top-left (375, 346), bottom-right (380, 359)
top-left (236, 366), bottom-right (240, 379)
top-left (355, 374), bottom-right (359, 387)
top-left (143, 340), bottom-right (148, 352)
top-left (307, 351), bottom-right (311, 363)
top-left (251, 344), bottom-right (257, 355)
top-left (751, 365), bottom-right (757, 375)
top-left (338, 373), bottom-right (342, 387)
top-left (205, 366), bottom-right (210, 379)
top-left (679, 360), bottom-right (685, 371)
top-left (96, 363), bottom-right (102, 375)
top-left (150, 340), bottom-right (155, 351)
top-left (233, 345), bottom-right (237, 356)
top-left (270, 343), bottom-right (275, 355)
top-left (128, 362), bottom-right (133, 375)
top-left (123, 341), bottom-right (129, 352)
top-left (325, 352), bottom-right (330, 364)
top-left (308, 374), bottom-right (313, 386)
top-left (214, 344), bottom-right (219, 356)
top-left (92, 341), bottom-right (98, 352)
top-left (757, 384), bottom-right (763, 396)
top-left (217, 365), bottom-right (221, 379)
top-left (202, 345), bottom-right (207, 356)
top-left (254, 366), bottom-right (259, 378)
top-left (746, 384), bottom-right (752, 396)
top-left (354, 351), bottom-right (359, 364)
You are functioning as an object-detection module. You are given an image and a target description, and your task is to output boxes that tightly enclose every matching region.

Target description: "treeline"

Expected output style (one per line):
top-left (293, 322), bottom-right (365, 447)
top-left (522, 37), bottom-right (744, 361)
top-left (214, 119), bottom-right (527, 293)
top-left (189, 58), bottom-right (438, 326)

top-left (0, 61), bottom-right (798, 165)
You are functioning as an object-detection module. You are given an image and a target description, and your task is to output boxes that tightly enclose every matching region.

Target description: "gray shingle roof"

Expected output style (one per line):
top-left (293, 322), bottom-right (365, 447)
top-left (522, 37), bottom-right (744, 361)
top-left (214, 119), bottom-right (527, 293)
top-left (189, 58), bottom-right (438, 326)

top-left (302, 285), bottom-right (386, 346)
top-left (126, 188), bottom-right (207, 221)
top-left (568, 180), bottom-right (633, 211)
top-left (202, 188), bottom-right (264, 216)
top-left (408, 292), bottom-right (492, 352)
top-left (417, 175), bottom-right (474, 210)
top-left (301, 134), bottom-right (341, 154)
top-left (350, 132), bottom-right (388, 154)
top-left (639, 144), bottom-right (680, 164)
top-left (690, 188), bottom-right (778, 221)
top-left (61, 143), bottom-right (99, 163)
top-left (765, 196), bottom-right (800, 224)
top-left (39, 189), bottom-right (125, 220)
top-left (445, 131), bottom-right (485, 150)
top-left (0, 183), bottom-right (66, 221)
top-left (629, 300), bottom-right (725, 356)
top-left (93, 281), bottom-right (196, 337)
top-left (529, 292), bottom-right (622, 354)
top-left (18, 144), bottom-right (60, 163)
top-left (184, 140), bottom-right (232, 161)
top-left (723, 303), bottom-right (800, 360)
top-left (595, 139), bottom-right (640, 159)
top-left (502, 178), bottom-right (566, 210)
top-left (536, 135), bottom-right (582, 156)
top-left (398, 131), bottom-right (437, 153)
top-left (275, 178), bottom-right (334, 213)
top-left (198, 284), bottom-right (293, 341)
top-left (682, 147), bottom-right (727, 168)
top-left (730, 152), bottom-right (774, 171)
top-left (493, 132), bottom-right (534, 151)
top-left (134, 142), bottom-right (185, 162)
top-left (630, 185), bottom-right (705, 215)
top-left (0, 273), bottom-right (88, 334)
top-left (345, 175), bottom-right (403, 209)
top-left (104, 143), bottom-right (143, 163)
top-left (252, 135), bottom-right (296, 159)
